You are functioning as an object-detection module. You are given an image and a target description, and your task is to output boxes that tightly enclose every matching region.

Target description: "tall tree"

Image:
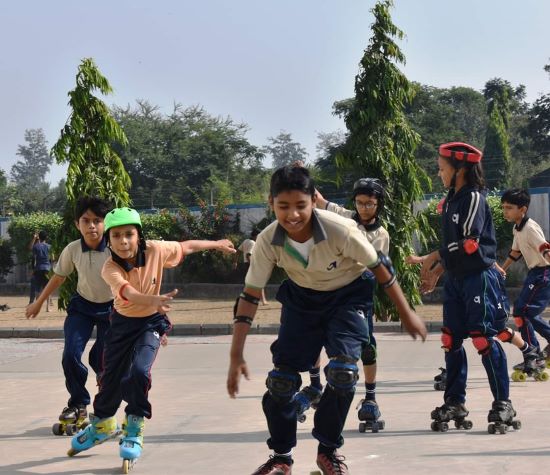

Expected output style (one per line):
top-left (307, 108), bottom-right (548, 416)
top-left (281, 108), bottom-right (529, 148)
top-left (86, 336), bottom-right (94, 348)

top-left (527, 60), bottom-right (550, 164)
top-left (51, 58), bottom-right (131, 308)
top-left (482, 78), bottom-right (519, 188)
top-left (263, 131), bottom-right (308, 169)
top-left (335, 0), bottom-right (432, 320)
top-left (10, 129), bottom-right (53, 213)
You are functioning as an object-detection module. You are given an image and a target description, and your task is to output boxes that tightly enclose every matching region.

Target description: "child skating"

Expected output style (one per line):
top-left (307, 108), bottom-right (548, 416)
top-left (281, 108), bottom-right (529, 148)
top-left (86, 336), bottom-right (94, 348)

top-left (68, 207), bottom-right (235, 473)
top-left (500, 188), bottom-right (550, 381)
top-left (226, 165), bottom-right (426, 475)
top-left (305, 178), bottom-right (389, 433)
top-left (420, 142), bottom-right (521, 434)
top-left (26, 197), bottom-right (113, 436)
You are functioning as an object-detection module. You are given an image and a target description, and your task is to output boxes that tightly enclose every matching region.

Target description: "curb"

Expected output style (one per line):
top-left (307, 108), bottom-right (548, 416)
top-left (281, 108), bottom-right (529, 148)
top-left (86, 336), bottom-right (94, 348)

top-left (0, 322), bottom-right (446, 339)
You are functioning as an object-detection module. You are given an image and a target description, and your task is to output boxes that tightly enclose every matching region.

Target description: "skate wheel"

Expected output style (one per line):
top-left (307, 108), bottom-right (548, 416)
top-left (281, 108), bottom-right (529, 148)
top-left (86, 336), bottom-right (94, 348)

top-left (430, 421), bottom-right (439, 432)
top-left (498, 425), bottom-right (507, 434)
top-left (511, 371), bottom-right (519, 382)
top-left (122, 459), bottom-right (130, 474)
top-left (372, 423), bottom-right (379, 433)
top-left (538, 372), bottom-right (549, 381)
top-left (378, 420), bottom-right (385, 430)
top-left (440, 422), bottom-right (448, 432)
top-left (546, 360), bottom-right (550, 369)
top-left (359, 422), bottom-right (366, 433)
top-left (512, 420), bottom-right (522, 430)
top-left (52, 423), bottom-right (64, 436)
top-left (65, 424), bottom-right (75, 436)
top-left (517, 372), bottom-right (527, 382)
top-left (310, 472), bottom-right (322, 475)
top-left (488, 424), bottom-right (496, 434)
top-left (67, 448), bottom-right (78, 457)
top-left (298, 414), bottom-right (306, 423)
top-left (463, 420), bottom-right (473, 430)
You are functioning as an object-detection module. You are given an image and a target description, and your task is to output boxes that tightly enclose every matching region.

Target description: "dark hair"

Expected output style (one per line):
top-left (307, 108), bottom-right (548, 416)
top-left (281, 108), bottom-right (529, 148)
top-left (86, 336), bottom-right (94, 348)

top-left (352, 177), bottom-right (385, 216)
top-left (38, 230), bottom-right (47, 241)
top-left (501, 188), bottom-right (530, 208)
top-left (440, 145), bottom-right (486, 190)
top-left (270, 165), bottom-right (315, 198)
top-left (75, 196), bottom-right (112, 220)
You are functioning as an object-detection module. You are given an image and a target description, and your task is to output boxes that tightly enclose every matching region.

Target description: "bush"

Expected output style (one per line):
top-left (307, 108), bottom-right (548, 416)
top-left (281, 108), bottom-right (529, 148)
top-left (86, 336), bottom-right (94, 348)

top-left (0, 239), bottom-right (14, 280)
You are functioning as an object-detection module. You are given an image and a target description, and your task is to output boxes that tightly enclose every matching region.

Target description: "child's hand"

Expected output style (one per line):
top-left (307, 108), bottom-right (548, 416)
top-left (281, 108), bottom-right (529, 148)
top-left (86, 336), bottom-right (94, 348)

top-left (420, 270), bottom-right (440, 294)
top-left (26, 301), bottom-right (43, 319)
top-left (153, 289), bottom-right (178, 314)
top-left (400, 308), bottom-right (428, 341)
top-left (494, 263), bottom-right (506, 278)
top-left (160, 334), bottom-right (168, 346)
top-left (216, 239), bottom-right (236, 254)
top-left (227, 356), bottom-right (250, 398)
top-left (405, 254), bottom-right (425, 265)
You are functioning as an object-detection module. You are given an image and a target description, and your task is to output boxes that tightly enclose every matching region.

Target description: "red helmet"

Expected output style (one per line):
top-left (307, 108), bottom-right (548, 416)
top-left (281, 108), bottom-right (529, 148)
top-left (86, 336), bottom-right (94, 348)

top-left (438, 142), bottom-right (482, 163)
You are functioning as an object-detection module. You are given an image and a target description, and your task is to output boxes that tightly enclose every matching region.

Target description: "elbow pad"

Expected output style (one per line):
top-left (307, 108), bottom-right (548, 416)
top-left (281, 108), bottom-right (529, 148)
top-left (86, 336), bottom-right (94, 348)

top-left (462, 238), bottom-right (479, 255)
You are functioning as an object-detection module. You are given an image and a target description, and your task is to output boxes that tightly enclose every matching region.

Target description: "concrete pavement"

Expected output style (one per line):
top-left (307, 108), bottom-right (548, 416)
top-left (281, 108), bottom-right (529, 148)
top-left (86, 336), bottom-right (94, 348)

top-left (1, 334), bottom-right (549, 474)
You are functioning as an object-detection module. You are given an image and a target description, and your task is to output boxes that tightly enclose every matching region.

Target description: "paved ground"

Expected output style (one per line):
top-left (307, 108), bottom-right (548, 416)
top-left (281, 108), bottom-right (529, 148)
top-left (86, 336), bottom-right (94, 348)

top-left (1, 334), bottom-right (549, 475)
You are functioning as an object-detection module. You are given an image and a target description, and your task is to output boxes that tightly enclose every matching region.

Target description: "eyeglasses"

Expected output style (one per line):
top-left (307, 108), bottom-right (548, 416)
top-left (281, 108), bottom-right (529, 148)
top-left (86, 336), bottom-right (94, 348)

top-left (355, 201), bottom-right (377, 210)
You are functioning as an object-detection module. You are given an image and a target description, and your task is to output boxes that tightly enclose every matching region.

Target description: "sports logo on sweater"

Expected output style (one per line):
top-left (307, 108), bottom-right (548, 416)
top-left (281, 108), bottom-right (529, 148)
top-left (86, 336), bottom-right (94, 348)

top-left (474, 296), bottom-right (481, 304)
top-left (326, 261), bottom-right (337, 270)
top-left (452, 213), bottom-right (459, 224)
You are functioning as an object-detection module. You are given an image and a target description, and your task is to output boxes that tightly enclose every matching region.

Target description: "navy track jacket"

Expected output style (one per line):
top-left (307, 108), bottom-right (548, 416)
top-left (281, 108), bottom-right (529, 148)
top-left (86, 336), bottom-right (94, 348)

top-left (439, 186), bottom-right (497, 277)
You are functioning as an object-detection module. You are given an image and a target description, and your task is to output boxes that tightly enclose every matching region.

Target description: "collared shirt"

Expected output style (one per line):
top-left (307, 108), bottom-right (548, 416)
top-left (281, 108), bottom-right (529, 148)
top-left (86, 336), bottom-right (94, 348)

top-left (54, 238), bottom-right (113, 303)
top-left (238, 239), bottom-right (256, 263)
top-left (245, 209), bottom-right (379, 291)
top-left (101, 240), bottom-right (184, 317)
top-left (326, 202), bottom-right (390, 254)
top-left (512, 217), bottom-right (549, 269)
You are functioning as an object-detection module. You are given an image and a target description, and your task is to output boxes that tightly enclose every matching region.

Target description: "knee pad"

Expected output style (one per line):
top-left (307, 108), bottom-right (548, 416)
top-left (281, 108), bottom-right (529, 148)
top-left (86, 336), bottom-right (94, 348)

top-left (496, 327), bottom-right (514, 343)
top-left (440, 327), bottom-right (453, 352)
top-left (514, 316), bottom-right (525, 328)
top-left (471, 333), bottom-right (491, 355)
top-left (325, 356), bottom-right (359, 395)
top-left (361, 343), bottom-right (377, 366)
top-left (266, 367), bottom-right (301, 404)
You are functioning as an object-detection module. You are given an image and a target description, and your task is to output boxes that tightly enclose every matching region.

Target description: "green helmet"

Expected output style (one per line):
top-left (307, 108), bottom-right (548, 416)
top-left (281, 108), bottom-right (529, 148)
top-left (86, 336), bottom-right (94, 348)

top-left (104, 207), bottom-right (142, 233)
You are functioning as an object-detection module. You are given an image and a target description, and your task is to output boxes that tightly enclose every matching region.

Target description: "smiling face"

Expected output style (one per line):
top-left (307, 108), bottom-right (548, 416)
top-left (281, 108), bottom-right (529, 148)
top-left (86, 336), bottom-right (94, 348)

top-left (437, 156), bottom-right (457, 189)
top-left (75, 209), bottom-right (105, 248)
top-left (108, 224), bottom-right (140, 261)
top-left (270, 190), bottom-right (315, 242)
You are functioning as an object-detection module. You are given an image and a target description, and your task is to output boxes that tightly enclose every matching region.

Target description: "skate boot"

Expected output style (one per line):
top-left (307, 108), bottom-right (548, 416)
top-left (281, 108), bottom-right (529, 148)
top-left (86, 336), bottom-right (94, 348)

top-left (357, 399), bottom-right (385, 433)
top-left (68, 413), bottom-right (120, 456)
top-left (314, 450), bottom-right (348, 475)
top-left (487, 400), bottom-right (521, 434)
top-left (542, 344), bottom-right (550, 368)
top-left (52, 405), bottom-right (88, 436)
top-left (120, 414), bottom-right (144, 474)
top-left (294, 385), bottom-right (322, 423)
top-left (430, 401), bottom-right (473, 432)
top-left (511, 347), bottom-right (549, 382)
top-left (433, 367), bottom-right (447, 391)
top-left (251, 455), bottom-right (292, 475)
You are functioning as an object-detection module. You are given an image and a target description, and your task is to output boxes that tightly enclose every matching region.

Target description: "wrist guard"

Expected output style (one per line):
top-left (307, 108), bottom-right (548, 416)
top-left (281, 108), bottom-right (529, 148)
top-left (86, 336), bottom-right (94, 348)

top-left (233, 316), bottom-right (254, 325)
top-left (508, 251), bottom-right (521, 261)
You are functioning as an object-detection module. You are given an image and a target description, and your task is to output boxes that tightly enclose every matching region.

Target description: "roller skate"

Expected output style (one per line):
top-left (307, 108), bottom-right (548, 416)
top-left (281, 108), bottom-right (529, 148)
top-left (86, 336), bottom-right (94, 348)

top-left (433, 367), bottom-right (446, 391)
top-left (487, 400), bottom-right (521, 434)
top-left (294, 385), bottom-right (322, 423)
top-left (357, 399), bottom-right (385, 433)
top-left (68, 413), bottom-right (120, 456)
top-left (542, 344), bottom-right (550, 368)
top-left (313, 450), bottom-right (349, 475)
top-left (430, 401), bottom-right (473, 432)
top-left (120, 414), bottom-right (144, 473)
top-left (52, 405), bottom-right (88, 436)
top-left (511, 347), bottom-right (549, 382)
top-left (251, 455), bottom-right (292, 474)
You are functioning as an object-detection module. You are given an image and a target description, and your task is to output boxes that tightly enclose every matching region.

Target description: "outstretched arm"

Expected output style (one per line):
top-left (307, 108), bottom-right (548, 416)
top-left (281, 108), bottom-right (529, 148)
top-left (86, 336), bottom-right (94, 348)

top-left (26, 274), bottom-right (66, 319)
top-left (181, 239), bottom-right (236, 256)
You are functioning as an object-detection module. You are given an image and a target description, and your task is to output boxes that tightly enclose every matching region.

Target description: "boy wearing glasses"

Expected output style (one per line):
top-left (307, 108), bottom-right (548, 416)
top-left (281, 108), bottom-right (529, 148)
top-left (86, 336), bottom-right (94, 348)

top-left (293, 178), bottom-right (389, 432)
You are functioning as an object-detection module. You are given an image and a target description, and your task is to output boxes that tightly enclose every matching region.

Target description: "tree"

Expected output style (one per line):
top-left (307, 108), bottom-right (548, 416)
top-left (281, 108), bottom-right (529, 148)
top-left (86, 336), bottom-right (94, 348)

top-left (482, 78), bottom-right (524, 189)
top-left (10, 129), bottom-right (53, 213)
top-left (527, 60), bottom-right (550, 164)
top-left (112, 101), bottom-right (267, 207)
top-left (51, 58), bottom-right (131, 308)
top-left (313, 131), bottom-right (349, 200)
top-left (334, 0), bottom-right (433, 320)
top-left (263, 131), bottom-right (308, 169)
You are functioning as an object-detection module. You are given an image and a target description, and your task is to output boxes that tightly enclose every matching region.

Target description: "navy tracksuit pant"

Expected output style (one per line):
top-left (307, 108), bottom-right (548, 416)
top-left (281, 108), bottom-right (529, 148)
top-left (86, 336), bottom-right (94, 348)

top-left (263, 277), bottom-right (370, 454)
top-left (93, 311), bottom-right (171, 419)
top-left (62, 294), bottom-right (112, 407)
top-left (443, 266), bottom-right (510, 404)
top-left (513, 266), bottom-right (550, 349)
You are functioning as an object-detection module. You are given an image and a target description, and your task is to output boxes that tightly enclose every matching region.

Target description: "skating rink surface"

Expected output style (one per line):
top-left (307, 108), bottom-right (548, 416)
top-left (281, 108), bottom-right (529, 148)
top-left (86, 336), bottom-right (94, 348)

top-left (0, 334), bottom-right (549, 474)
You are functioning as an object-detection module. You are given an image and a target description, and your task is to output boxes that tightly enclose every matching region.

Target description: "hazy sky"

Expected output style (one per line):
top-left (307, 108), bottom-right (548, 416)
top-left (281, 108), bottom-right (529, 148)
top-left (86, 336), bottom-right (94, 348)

top-left (1, 0), bottom-right (549, 184)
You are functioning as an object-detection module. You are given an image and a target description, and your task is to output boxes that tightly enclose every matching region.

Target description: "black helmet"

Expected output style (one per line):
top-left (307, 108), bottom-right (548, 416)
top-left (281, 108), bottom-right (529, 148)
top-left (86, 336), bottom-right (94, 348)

top-left (352, 178), bottom-right (385, 215)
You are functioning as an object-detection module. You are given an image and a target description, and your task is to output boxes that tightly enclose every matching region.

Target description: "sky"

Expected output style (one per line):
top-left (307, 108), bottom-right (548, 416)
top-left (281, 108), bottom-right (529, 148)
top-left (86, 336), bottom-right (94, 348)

top-left (1, 0), bottom-right (549, 185)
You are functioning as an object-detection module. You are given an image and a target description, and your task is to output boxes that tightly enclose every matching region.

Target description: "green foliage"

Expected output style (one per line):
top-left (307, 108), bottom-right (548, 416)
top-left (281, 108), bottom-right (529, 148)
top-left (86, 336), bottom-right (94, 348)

top-left (51, 58), bottom-right (131, 309)
top-left (335, 0), bottom-right (433, 320)
top-left (263, 131), bottom-right (308, 169)
top-left (8, 212), bottom-right (63, 263)
top-left (140, 210), bottom-right (181, 241)
top-left (112, 101), bottom-right (267, 208)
